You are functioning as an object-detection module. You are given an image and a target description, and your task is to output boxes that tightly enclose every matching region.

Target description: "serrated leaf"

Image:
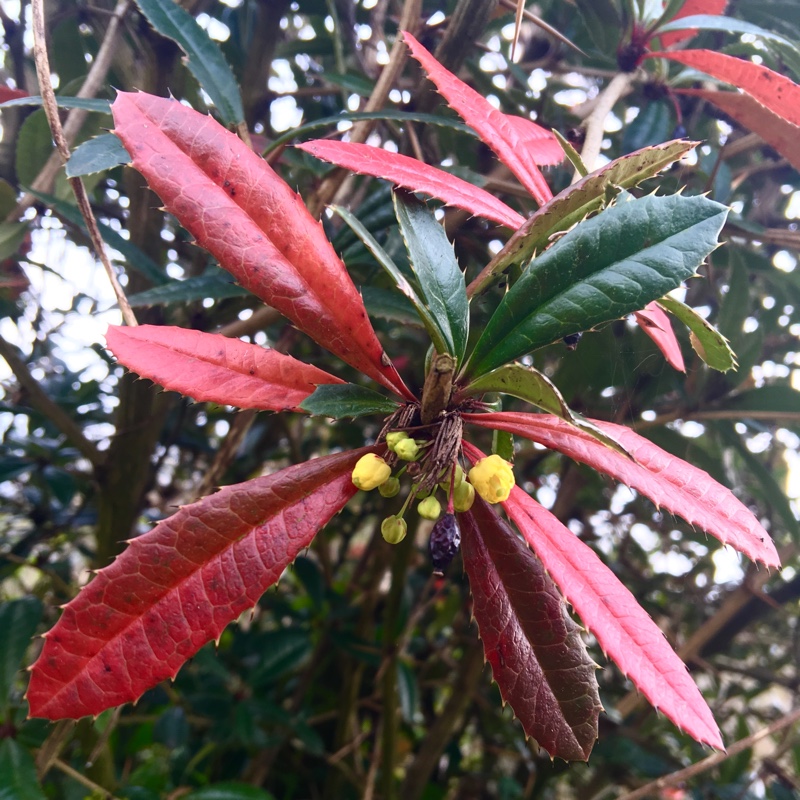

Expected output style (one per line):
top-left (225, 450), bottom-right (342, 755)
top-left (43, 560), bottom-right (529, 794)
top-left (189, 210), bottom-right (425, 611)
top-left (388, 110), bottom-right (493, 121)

top-left (655, 14), bottom-right (799, 51)
top-left (394, 191), bottom-right (469, 363)
top-left (635, 301), bottom-right (686, 372)
top-left (111, 92), bottom-right (411, 400)
top-left (133, 0), bottom-right (244, 125)
top-left (463, 193), bottom-right (728, 378)
top-left (460, 498), bottom-right (601, 760)
top-left (128, 272), bottom-right (249, 306)
top-left (658, 295), bottom-right (736, 371)
top-left (495, 476), bottom-right (724, 750)
top-left (27, 448), bottom-right (371, 719)
top-left (106, 325), bottom-right (344, 412)
top-left (66, 133), bottom-right (131, 177)
top-left (0, 597), bottom-right (42, 708)
top-left (656, 0), bottom-right (728, 48)
top-left (0, 95), bottom-right (111, 112)
top-left (0, 739), bottom-right (46, 800)
top-left (654, 50), bottom-right (800, 127)
top-left (403, 32), bottom-right (558, 205)
top-left (468, 139), bottom-right (697, 297)
top-left (464, 411), bottom-right (780, 567)
top-left (299, 140), bottom-right (525, 229)
top-left (299, 384), bottom-right (398, 418)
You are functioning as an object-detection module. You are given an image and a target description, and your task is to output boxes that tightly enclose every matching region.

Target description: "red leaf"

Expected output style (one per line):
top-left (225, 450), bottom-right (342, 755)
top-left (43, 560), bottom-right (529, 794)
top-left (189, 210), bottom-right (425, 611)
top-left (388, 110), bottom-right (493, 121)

top-left (111, 92), bottom-right (413, 401)
top-left (650, 50), bottom-right (800, 128)
top-left (655, 0), bottom-right (727, 48)
top-left (297, 140), bottom-right (526, 230)
top-left (460, 497), bottom-right (601, 760)
top-left (0, 86), bottom-right (28, 103)
top-left (26, 448), bottom-right (369, 720)
top-left (502, 485), bottom-right (723, 748)
top-left (464, 412), bottom-right (780, 568)
top-left (635, 301), bottom-right (686, 372)
top-left (403, 32), bottom-right (558, 206)
top-left (106, 325), bottom-right (344, 412)
top-left (677, 88), bottom-right (800, 171)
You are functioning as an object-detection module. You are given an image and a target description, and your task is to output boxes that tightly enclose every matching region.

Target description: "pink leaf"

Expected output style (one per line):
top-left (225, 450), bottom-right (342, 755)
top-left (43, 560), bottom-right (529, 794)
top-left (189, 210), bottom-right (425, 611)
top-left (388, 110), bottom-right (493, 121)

top-left (464, 412), bottom-right (780, 568)
top-left (635, 301), bottom-right (686, 372)
top-left (677, 88), bottom-right (800, 171)
top-left (111, 92), bottom-right (413, 401)
top-left (26, 448), bottom-right (370, 720)
top-left (403, 32), bottom-right (558, 206)
top-left (297, 140), bottom-right (526, 229)
top-left (655, 0), bottom-right (728, 48)
top-left (649, 50), bottom-right (800, 128)
top-left (461, 497), bottom-right (601, 760)
top-left (106, 325), bottom-right (344, 412)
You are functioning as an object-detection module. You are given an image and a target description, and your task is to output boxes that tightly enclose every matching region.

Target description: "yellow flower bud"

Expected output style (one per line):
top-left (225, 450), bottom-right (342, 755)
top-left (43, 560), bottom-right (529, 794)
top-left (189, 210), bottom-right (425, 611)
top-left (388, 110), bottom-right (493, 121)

top-left (394, 438), bottom-right (421, 461)
top-left (381, 515), bottom-right (407, 544)
top-left (418, 496), bottom-right (442, 520)
top-left (352, 454), bottom-right (391, 491)
top-left (386, 431), bottom-right (410, 451)
top-left (453, 480), bottom-right (475, 512)
top-left (379, 476), bottom-right (401, 498)
top-left (468, 455), bottom-right (515, 504)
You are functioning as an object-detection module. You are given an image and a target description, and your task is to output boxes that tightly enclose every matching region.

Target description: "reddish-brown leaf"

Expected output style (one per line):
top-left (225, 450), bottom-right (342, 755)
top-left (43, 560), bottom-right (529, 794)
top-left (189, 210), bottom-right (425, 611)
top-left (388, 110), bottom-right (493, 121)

top-left (403, 32), bottom-right (558, 206)
top-left (501, 483), bottom-right (723, 749)
top-left (651, 50), bottom-right (800, 127)
top-left (111, 92), bottom-right (413, 401)
top-left (464, 412), bottom-right (780, 568)
top-left (297, 140), bottom-right (526, 229)
top-left (26, 448), bottom-right (370, 720)
top-left (460, 497), bottom-right (601, 760)
top-left (655, 0), bottom-right (728, 48)
top-left (677, 88), bottom-right (800, 171)
top-left (635, 301), bottom-right (686, 372)
top-left (106, 325), bottom-right (344, 412)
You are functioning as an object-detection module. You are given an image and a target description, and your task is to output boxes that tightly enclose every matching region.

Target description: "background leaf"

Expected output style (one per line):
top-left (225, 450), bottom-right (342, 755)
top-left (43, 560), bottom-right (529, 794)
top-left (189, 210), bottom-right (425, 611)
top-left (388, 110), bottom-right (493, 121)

top-left (66, 133), bottom-right (130, 178)
top-left (299, 384), bottom-right (399, 418)
top-left (0, 739), bottom-right (46, 800)
top-left (0, 597), bottom-right (42, 710)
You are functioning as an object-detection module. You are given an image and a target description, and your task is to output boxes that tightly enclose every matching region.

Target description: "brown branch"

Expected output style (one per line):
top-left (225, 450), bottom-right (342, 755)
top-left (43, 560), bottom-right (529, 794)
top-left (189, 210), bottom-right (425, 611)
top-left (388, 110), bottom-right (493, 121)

top-left (51, 758), bottom-right (121, 800)
top-left (30, 0), bottom-right (137, 327)
top-left (616, 707), bottom-right (800, 800)
top-left (0, 335), bottom-right (102, 467)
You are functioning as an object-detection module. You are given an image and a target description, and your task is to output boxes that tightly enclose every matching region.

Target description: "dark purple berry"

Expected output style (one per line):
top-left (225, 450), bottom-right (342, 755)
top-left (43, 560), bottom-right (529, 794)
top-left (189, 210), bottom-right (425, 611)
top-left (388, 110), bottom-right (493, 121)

top-left (429, 513), bottom-right (461, 575)
top-left (562, 332), bottom-right (583, 350)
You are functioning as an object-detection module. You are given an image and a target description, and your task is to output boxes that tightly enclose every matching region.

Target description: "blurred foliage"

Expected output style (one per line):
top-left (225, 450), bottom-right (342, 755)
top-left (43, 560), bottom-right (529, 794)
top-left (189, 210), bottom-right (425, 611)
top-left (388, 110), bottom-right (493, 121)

top-left (0, 0), bottom-right (799, 797)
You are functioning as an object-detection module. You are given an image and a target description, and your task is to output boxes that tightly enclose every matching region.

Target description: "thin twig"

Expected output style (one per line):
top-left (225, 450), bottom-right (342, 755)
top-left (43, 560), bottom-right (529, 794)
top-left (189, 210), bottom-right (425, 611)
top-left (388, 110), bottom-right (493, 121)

top-left (497, 0), bottom-right (586, 57)
top-left (52, 758), bottom-right (122, 800)
top-left (616, 707), bottom-right (800, 800)
top-left (30, 0), bottom-right (137, 327)
top-left (0, 335), bottom-right (103, 466)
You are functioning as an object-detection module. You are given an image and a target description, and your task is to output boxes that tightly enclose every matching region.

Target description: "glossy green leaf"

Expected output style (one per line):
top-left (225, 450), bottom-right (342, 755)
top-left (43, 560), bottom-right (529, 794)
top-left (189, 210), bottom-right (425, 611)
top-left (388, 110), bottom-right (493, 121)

top-left (182, 783), bottom-right (276, 800)
top-left (468, 140), bottom-right (697, 297)
top-left (330, 205), bottom-right (442, 347)
top-left (464, 193), bottom-right (728, 379)
top-left (0, 95), bottom-right (111, 112)
top-left (15, 110), bottom-right (53, 188)
top-left (361, 286), bottom-right (421, 326)
top-left (658, 295), bottom-right (736, 372)
top-left (0, 597), bottom-right (42, 708)
top-left (0, 224), bottom-right (28, 261)
top-left (300, 384), bottom-right (399, 418)
top-left (656, 14), bottom-right (799, 52)
top-left (128, 272), bottom-right (249, 306)
top-left (66, 133), bottom-right (130, 177)
top-left (394, 191), bottom-right (469, 364)
top-left (134, 0), bottom-right (244, 125)
top-left (0, 739), bottom-right (46, 800)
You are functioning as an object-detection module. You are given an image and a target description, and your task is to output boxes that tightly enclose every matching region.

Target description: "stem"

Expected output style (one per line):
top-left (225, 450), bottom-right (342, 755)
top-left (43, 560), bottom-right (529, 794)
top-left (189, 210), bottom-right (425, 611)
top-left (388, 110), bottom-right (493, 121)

top-left (578, 72), bottom-right (634, 177)
top-left (52, 759), bottom-right (121, 800)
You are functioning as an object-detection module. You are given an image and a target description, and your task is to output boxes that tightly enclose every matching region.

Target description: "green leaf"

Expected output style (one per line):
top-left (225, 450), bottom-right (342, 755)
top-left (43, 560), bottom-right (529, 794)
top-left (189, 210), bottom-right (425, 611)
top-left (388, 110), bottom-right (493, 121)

top-left (182, 783), bottom-right (276, 800)
top-left (15, 110), bottom-right (53, 189)
top-left (0, 224), bottom-right (28, 261)
top-left (66, 133), bottom-right (130, 178)
top-left (723, 386), bottom-right (800, 418)
top-left (656, 14), bottom-right (800, 52)
top-left (658, 295), bottom-right (736, 372)
top-left (553, 129), bottom-right (587, 177)
top-left (393, 191), bottom-right (469, 364)
top-left (0, 739), bottom-right (46, 800)
top-left (469, 140), bottom-right (697, 297)
top-left (128, 272), bottom-right (249, 306)
top-left (361, 286), bottom-right (421, 326)
top-left (0, 96), bottom-right (111, 112)
top-left (0, 597), bottom-right (42, 710)
top-left (463, 364), bottom-right (630, 455)
top-left (26, 189), bottom-right (167, 286)
top-left (133, 0), bottom-right (244, 125)
top-left (300, 384), bottom-right (399, 418)
top-left (464, 193), bottom-right (728, 378)
top-left (622, 101), bottom-right (673, 153)
top-left (330, 205), bottom-right (442, 345)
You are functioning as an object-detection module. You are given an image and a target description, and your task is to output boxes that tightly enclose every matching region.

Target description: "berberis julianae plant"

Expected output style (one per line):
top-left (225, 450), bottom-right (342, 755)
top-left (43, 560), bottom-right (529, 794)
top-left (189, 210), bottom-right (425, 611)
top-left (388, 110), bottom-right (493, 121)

top-left (27, 34), bottom-right (780, 761)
